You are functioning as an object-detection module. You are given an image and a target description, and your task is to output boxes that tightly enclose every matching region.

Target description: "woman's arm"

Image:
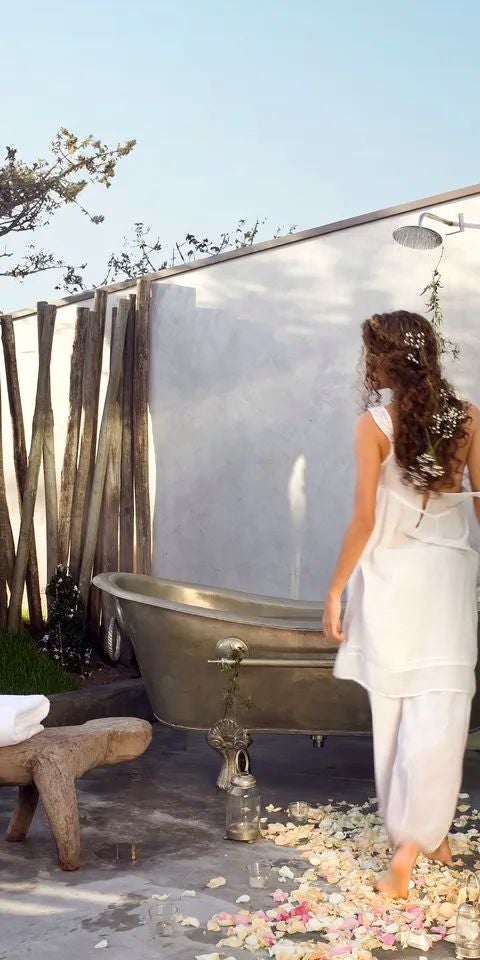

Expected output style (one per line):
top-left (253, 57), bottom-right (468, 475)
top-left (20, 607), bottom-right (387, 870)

top-left (323, 413), bottom-right (383, 643)
top-left (467, 404), bottom-right (480, 523)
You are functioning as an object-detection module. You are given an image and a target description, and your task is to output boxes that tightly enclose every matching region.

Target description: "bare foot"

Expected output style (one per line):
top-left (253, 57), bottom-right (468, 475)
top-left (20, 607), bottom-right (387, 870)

top-left (375, 842), bottom-right (419, 899)
top-left (428, 838), bottom-right (452, 865)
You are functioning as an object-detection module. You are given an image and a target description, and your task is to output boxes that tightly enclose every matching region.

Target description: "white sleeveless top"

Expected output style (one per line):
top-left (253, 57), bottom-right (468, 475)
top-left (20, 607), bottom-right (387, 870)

top-left (334, 406), bottom-right (479, 698)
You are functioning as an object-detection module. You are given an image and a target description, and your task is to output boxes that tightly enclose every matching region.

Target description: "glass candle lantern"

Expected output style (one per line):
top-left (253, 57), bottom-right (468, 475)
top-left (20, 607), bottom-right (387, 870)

top-left (226, 753), bottom-right (261, 842)
top-left (456, 874), bottom-right (480, 960)
top-left (288, 801), bottom-right (310, 825)
top-left (247, 860), bottom-right (271, 888)
top-left (148, 900), bottom-right (178, 938)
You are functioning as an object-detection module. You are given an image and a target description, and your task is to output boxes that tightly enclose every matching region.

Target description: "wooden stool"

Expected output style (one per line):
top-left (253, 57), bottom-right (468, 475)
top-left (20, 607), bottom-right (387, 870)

top-left (0, 717), bottom-right (152, 870)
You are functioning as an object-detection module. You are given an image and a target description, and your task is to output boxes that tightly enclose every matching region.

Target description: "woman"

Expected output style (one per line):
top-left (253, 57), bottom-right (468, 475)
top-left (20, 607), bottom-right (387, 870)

top-left (323, 310), bottom-right (480, 899)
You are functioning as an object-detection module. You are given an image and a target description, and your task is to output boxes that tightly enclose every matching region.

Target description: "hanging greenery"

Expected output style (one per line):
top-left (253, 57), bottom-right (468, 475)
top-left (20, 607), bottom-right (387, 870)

top-left (421, 262), bottom-right (444, 333)
top-left (221, 647), bottom-right (253, 718)
top-left (420, 248), bottom-right (459, 361)
top-left (40, 565), bottom-right (91, 676)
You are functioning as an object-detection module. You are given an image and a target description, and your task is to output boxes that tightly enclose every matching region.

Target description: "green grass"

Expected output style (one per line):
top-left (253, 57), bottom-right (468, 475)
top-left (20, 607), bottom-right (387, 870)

top-left (0, 631), bottom-right (80, 695)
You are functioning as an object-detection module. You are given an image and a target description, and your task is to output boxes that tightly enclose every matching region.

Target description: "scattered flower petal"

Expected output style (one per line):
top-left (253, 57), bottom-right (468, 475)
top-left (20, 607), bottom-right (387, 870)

top-left (207, 876), bottom-right (227, 889)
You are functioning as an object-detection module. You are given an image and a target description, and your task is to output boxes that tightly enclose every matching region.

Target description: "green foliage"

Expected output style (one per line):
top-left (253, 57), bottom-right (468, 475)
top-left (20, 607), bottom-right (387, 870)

top-left (102, 218), bottom-right (297, 284)
top-left (421, 263), bottom-right (444, 333)
top-left (0, 630), bottom-right (78, 695)
top-left (221, 648), bottom-right (253, 719)
top-left (0, 125), bottom-right (295, 295)
top-left (0, 128), bottom-right (135, 291)
top-left (40, 565), bottom-right (91, 675)
top-left (420, 252), bottom-right (460, 361)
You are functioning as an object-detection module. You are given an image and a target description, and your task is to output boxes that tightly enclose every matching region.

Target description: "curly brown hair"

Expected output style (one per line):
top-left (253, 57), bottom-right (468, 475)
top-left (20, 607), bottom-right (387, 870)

top-left (362, 311), bottom-right (469, 491)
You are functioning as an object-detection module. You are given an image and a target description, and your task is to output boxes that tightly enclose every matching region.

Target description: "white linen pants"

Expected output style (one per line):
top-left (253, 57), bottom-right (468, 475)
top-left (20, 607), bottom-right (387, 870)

top-left (369, 690), bottom-right (472, 852)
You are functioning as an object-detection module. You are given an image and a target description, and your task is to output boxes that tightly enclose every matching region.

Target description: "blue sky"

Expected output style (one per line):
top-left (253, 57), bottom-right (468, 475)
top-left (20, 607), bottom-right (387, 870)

top-left (2, 0), bottom-right (480, 310)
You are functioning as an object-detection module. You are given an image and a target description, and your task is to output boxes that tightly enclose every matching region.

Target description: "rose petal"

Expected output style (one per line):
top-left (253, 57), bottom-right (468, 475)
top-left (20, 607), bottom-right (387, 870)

top-left (207, 876), bottom-right (226, 889)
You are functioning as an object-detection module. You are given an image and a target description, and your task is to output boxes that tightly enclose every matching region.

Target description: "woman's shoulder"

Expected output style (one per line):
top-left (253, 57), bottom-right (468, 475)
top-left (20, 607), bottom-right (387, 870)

top-left (362, 404), bottom-right (394, 437)
top-left (466, 401), bottom-right (480, 420)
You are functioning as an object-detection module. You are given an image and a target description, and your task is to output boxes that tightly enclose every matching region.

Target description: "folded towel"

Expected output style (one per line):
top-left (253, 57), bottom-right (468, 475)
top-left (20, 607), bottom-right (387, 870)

top-left (0, 695), bottom-right (50, 748)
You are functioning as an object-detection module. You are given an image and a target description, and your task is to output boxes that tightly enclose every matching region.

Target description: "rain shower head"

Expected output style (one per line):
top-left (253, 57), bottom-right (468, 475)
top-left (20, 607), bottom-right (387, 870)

top-left (393, 211), bottom-right (463, 250)
top-left (393, 223), bottom-right (443, 250)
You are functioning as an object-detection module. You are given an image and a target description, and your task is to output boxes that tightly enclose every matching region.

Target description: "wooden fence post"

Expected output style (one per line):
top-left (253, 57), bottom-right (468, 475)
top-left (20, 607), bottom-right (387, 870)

top-left (99, 306), bottom-right (123, 645)
top-left (1, 317), bottom-right (43, 634)
top-left (37, 303), bottom-right (58, 582)
top-left (69, 302), bottom-right (104, 581)
top-left (78, 299), bottom-right (129, 604)
top-left (0, 376), bottom-right (15, 628)
top-left (120, 295), bottom-right (135, 572)
top-left (58, 306), bottom-right (89, 567)
top-left (7, 306), bottom-right (56, 633)
top-left (133, 278), bottom-right (151, 574)
top-left (83, 289), bottom-right (107, 546)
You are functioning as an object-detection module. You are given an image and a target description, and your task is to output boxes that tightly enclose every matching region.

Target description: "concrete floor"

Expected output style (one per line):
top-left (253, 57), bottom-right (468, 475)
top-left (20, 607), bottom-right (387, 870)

top-left (1, 726), bottom-right (479, 960)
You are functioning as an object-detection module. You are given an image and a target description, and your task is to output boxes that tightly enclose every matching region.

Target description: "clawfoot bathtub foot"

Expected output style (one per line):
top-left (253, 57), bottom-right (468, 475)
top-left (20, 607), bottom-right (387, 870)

top-left (207, 718), bottom-right (252, 790)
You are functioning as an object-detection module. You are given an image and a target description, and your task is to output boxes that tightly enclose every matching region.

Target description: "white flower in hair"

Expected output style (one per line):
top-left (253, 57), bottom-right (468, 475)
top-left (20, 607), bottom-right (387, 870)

top-left (404, 330), bottom-right (425, 366)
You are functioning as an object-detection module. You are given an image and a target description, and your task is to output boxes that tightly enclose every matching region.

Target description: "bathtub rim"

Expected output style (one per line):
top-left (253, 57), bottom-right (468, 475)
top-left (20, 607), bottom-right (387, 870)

top-left (93, 571), bottom-right (325, 632)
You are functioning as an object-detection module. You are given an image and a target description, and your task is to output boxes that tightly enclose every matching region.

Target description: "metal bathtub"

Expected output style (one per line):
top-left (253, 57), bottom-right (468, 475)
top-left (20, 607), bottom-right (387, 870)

top-left (93, 573), bottom-right (374, 737)
top-left (93, 572), bottom-right (480, 740)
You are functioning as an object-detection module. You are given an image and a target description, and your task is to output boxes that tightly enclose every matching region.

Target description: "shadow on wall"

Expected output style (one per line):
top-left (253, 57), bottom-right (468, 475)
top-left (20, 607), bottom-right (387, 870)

top-left (148, 244), bottom-right (391, 600)
top-left (148, 223), bottom-right (480, 600)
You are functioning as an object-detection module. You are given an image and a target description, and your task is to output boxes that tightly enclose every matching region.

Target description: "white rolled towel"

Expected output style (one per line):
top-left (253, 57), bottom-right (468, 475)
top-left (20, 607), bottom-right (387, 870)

top-left (0, 695), bottom-right (50, 748)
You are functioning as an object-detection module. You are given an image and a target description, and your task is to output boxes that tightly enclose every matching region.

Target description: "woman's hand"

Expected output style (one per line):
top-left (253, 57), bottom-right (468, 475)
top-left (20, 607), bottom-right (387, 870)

top-left (323, 592), bottom-right (344, 645)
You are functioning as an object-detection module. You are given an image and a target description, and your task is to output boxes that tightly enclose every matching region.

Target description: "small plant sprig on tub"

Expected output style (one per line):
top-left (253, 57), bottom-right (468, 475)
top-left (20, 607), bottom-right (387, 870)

top-left (40, 565), bottom-right (91, 676)
top-left (221, 647), bottom-right (253, 719)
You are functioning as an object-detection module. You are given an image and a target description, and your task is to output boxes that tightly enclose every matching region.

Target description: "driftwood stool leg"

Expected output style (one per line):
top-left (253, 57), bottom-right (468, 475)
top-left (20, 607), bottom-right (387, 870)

top-left (6, 784), bottom-right (39, 842)
top-left (33, 762), bottom-right (81, 871)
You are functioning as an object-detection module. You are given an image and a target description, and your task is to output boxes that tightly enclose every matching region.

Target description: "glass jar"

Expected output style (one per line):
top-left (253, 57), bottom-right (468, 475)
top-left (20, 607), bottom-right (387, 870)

top-left (226, 753), bottom-right (260, 842)
top-left (457, 874), bottom-right (480, 960)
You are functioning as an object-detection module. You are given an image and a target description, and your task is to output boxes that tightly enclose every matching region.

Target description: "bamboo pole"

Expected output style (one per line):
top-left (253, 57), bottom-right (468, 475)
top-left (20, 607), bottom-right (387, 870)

top-left (120, 295), bottom-right (135, 572)
top-left (37, 303), bottom-right (58, 582)
top-left (69, 305), bottom-right (104, 581)
top-left (7, 306), bottom-right (56, 633)
top-left (0, 376), bottom-right (15, 628)
top-left (133, 278), bottom-right (151, 575)
top-left (1, 317), bottom-right (43, 634)
top-left (78, 298), bottom-right (129, 605)
top-left (58, 307), bottom-right (89, 567)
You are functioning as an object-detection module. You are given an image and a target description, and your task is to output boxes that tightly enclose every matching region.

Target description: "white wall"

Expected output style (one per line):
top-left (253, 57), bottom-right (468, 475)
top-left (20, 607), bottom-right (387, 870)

top-left (5, 193), bottom-right (480, 602)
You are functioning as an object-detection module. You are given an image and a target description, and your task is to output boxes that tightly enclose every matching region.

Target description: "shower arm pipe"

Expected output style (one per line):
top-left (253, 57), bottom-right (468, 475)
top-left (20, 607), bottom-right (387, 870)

top-left (208, 656), bottom-right (334, 668)
top-left (418, 211), bottom-right (465, 234)
top-left (418, 212), bottom-right (457, 228)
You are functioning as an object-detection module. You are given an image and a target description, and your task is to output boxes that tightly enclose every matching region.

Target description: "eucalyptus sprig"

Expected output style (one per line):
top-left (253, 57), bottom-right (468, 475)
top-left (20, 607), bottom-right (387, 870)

top-left (420, 249), bottom-right (459, 361)
top-left (421, 263), bottom-right (444, 334)
top-left (221, 647), bottom-right (253, 719)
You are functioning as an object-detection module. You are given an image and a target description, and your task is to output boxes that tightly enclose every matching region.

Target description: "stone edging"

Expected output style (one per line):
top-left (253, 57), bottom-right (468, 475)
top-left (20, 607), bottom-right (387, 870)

top-left (45, 679), bottom-right (154, 727)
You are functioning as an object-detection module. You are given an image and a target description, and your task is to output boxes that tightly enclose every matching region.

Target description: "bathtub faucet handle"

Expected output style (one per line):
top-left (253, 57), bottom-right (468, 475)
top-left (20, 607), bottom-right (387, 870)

top-left (215, 637), bottom-right (249, 660)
